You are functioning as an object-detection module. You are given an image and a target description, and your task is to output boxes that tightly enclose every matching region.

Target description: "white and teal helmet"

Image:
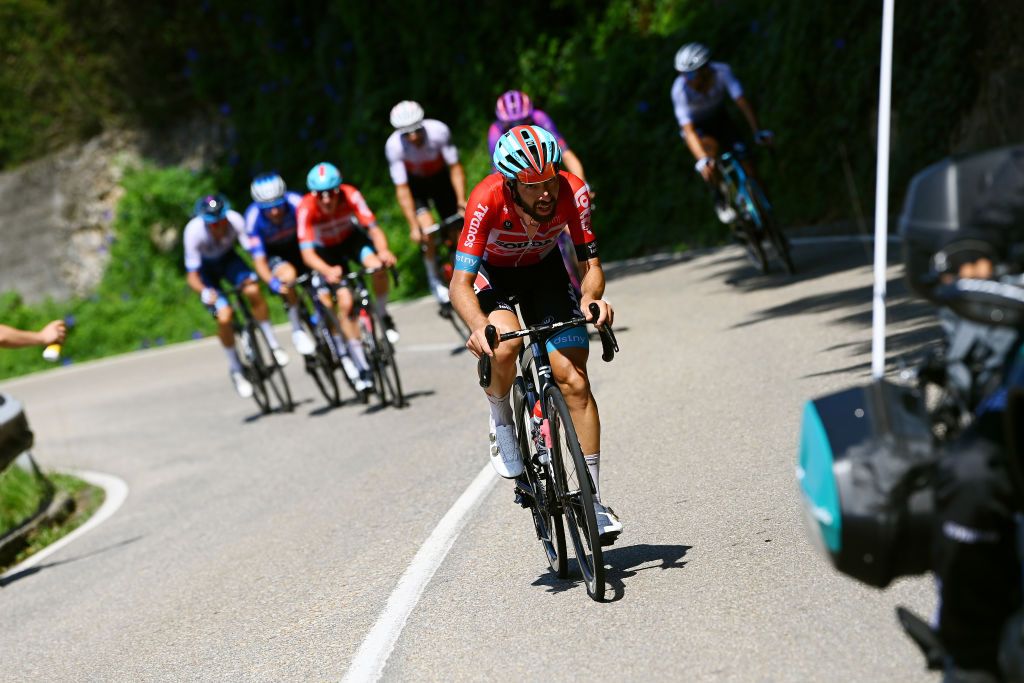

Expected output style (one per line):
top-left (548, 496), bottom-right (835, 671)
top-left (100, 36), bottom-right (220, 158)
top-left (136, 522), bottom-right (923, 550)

top-left (492, 125), bottom-right (562, 184)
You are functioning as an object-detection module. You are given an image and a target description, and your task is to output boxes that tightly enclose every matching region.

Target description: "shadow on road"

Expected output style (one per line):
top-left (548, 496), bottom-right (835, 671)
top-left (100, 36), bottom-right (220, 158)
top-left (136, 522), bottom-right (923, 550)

top-left (0, 535), bottom-right (143, 588)
top-left (360, 389), bottom-right (437, 415)
top-left (529, 543), bottom-right (691, 602)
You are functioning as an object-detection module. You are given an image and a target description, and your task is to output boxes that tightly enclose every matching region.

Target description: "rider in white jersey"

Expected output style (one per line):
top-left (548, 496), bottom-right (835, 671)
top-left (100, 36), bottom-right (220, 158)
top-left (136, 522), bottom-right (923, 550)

top-left (670, 43), bottom-right (773, 224)
top-left (183, 194), bottom-right (287, 398)
top-left (385, 101), bottom-right (466, 305)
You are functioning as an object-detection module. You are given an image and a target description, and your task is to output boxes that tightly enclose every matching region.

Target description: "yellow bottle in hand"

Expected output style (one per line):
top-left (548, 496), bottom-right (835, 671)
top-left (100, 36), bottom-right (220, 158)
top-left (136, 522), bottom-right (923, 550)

top-left (42, 344), bottom-right (62, 362)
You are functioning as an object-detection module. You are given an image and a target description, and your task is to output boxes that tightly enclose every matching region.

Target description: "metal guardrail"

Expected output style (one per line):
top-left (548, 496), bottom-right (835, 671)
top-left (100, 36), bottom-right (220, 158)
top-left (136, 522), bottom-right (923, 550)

top-left (0, 393), bottom-right (34, 474)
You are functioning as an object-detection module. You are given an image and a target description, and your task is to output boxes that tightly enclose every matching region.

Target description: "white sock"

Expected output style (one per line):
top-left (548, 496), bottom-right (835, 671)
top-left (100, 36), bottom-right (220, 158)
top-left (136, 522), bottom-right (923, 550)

top-left (224, 347), bottom-right (242, 373)
top-left (340, 355), bottom-right (360, 381)
top-left (332, 334), bottom-right (346, 355)
top-left (585, 453), bottom-right (601, 502)
top-left (259, 320), bottom-right (280, 348)
top-left (286, 305), bottom-right (302, 332)
top-left (487, 390), bottom-right (514, 427)
top-left (374, 290), bottom-right (389, 319)
top-left (347, 339), bottom-right (369, 372)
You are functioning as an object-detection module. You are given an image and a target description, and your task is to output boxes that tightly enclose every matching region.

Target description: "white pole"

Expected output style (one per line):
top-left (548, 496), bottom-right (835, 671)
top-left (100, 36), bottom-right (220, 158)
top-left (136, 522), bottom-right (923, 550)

top-left (872, 0), bottom-right (896, 379)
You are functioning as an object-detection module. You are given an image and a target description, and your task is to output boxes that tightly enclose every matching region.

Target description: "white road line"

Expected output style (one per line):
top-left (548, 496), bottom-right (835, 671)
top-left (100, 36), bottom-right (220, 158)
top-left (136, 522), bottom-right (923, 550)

top-left (0, 470), bottom-right (128, 579)
top-left (342, 465), bottom-right (498, 683)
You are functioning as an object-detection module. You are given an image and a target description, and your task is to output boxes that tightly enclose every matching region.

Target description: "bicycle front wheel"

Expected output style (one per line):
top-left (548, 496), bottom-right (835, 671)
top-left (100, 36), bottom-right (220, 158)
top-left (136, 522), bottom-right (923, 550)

top-left (513, 378), bottom-right (566, 578)
top-left (300, 314), bottom-right (340, 406)
top-left (545, 385), bottom-right (604, 601)
top-left (751, 183), bottom-right (796, 275)
top-left (250, 324), bottom-right (294, 412)
top-left (238, 328), bottom-right (271, 414)
top-left (375, 314), bottom-right (405, 408)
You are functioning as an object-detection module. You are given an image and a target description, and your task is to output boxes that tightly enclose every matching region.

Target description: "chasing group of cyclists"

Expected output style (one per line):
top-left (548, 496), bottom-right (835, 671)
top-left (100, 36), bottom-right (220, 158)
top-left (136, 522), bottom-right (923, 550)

top-left (182, 42), bottom-right (771, 548)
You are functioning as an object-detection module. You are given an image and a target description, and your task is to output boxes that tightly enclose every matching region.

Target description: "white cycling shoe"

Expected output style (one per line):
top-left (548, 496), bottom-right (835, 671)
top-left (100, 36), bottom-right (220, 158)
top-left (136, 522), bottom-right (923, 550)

top-left (434, 282), bottom-right (451, 305)
top-left (272, 347), bottom-right (290, 367)
top-left (715, 201), bottom-right (738, 225)
top-left (594, 501), bottom-right (623, 545)
top-left (489, 417), bottom-right (524, 479)
top-left (230, 371), bottom-right (254, 399)
top-left (292, 329), bottom-right (316, 356)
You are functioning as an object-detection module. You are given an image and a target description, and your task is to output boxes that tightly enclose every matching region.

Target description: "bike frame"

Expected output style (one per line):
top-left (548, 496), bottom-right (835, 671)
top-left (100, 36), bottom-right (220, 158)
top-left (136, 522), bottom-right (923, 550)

top-left (719, 146), bottom-right (769, 229)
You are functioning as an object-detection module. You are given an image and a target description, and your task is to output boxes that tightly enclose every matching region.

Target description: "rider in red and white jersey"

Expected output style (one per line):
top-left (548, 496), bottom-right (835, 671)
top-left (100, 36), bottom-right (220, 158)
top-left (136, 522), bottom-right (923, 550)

top-left (297, 161), bottom-right (398, 395)
top-left (385, 101), bottom-right (466, 305)
top-left (450, 125), bottom-right (621, 544)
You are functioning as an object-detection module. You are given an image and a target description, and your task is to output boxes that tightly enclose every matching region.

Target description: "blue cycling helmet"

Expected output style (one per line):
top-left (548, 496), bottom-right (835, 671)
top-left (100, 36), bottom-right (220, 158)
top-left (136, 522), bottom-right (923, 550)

top-left (194, 194), bottom-right (230, 223)
top-left (307, 162), bottom-right (342, 192)
top-left (250, 173), bottom-right (287, 208)
top-left (492, 125), bottom-right (562, 183)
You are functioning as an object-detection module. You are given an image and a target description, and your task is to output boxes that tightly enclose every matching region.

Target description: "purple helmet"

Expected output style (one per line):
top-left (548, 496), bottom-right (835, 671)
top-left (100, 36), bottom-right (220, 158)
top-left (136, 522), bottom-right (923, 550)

top-left (495, 90), bottom-right (534, 123)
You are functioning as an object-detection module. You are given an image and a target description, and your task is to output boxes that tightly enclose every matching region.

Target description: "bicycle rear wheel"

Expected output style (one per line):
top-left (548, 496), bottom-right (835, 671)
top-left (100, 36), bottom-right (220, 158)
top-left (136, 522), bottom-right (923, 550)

top-left (300, 314), bottom-right (340, 406)
top-left (513, 378), bottom-right (566, 578)
top-left (740, 219), bottom-right (770, 275)
top-left (545, 385), bottom-right (604, 601)
top-left (372, 310), bottom-right (405, 408)
top-left (238, 328), bottom-right (271, 414)
top-left (250, 324), bottom-right (294, 412)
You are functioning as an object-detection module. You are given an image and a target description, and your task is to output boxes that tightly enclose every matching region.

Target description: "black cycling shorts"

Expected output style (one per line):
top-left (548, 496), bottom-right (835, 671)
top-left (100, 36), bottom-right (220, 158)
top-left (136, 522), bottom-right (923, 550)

top-left (265, 242), bottom-right (308, 275)
top-left (408, 170), bottom-right (458, 220)
top-left (476, 250), bottom-right (582, 328)
top-left (693, 107), bottom-right (744, 153)
top-left (314, 231), bottom-right (376, 269)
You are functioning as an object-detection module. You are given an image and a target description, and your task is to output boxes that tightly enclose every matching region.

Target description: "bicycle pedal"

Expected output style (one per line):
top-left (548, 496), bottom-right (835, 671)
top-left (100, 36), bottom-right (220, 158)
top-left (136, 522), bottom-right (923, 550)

top-left (513, 489), bottom-right (529, 508)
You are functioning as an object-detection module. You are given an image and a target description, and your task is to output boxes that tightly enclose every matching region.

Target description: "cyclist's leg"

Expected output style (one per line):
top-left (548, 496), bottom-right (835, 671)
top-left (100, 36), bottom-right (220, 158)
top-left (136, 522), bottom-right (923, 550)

top-left (234, 259), bottom-right (284, 357)
top-left (420, 172), bottom-right (458, 303)
top-left (270, 256), bottom-right (315, 354)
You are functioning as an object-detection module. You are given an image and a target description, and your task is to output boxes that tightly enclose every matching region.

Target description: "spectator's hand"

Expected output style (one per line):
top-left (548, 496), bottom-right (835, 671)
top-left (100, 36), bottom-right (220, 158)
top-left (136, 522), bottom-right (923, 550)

top-left (377, 249), bottom-right (398, 269)
top-left (39, 320), bottom-right (66, 346)
top-left (958, 258), bottom-right (994, 280)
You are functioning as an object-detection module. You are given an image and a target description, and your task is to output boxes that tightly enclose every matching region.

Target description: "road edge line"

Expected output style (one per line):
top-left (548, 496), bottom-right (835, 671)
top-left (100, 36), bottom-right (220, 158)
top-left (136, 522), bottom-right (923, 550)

top-left (0, 469), bottom-right (128, 579)
top-left (342, 465), bottom-right (498, 682)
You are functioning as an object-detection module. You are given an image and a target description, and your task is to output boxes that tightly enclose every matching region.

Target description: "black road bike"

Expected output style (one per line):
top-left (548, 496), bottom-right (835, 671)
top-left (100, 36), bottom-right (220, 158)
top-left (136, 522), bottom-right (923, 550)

top-left (478, 302), bottom-right (619, 601)
top-left (341, 268), bottom-right (405, 408)
top-left (292, 272), bottom-right (356, 406)
top-left (423, 213), bottom-right (472, 342)
top-left (718, 144), bottom-right (796, 275)
top-left (226, 283), bottom-right (294, 414)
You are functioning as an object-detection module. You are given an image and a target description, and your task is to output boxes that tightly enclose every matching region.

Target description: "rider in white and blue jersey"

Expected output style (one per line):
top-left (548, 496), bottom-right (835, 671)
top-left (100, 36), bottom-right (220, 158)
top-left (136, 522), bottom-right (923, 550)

top-left (244, 173), bottom-right (315, 356)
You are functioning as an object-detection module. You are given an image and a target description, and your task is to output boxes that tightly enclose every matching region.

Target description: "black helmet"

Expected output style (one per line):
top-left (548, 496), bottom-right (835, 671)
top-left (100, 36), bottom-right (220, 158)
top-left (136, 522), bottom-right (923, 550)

top-left (194, 194), bottom-right (231, 223)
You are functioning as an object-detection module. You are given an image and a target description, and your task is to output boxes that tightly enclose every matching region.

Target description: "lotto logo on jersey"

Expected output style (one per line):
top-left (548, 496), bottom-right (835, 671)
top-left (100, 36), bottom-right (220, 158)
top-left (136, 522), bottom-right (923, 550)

top-left (464, 203), bottom-right (489, 248)
top-left (496, 237), bottom-right (555, 250)
top-left (574, 185), bottom-right (593, 234)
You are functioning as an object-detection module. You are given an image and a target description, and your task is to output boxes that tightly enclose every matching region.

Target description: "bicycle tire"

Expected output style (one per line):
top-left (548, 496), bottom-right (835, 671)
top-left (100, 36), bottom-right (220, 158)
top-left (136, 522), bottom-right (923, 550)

top-left (358, 311), bottom-right (385, 406)
top-left (250, 324), bottom-right (294, 412)
top-left (513, 378), bottom-right (567, 578)
top-left (315, 304), bottom-right (358, 401)
top-left (238, 327), bottom-right (271, 413)
top-left (741, 219), bottom-right (770, 275)
top-left (371, 309), bottom-right (405, 408)
top-left (545, 384), bottom-right (604, 601)
top-left (299, 315), bottom-right (341, 406)
top-left (751, 182), bottom-right (796, 275)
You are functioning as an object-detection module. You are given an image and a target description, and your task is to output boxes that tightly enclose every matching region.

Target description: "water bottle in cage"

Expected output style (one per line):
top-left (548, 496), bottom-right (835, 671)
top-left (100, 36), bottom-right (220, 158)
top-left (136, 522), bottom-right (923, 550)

top-left (531, 399), bottom-right (550, 464)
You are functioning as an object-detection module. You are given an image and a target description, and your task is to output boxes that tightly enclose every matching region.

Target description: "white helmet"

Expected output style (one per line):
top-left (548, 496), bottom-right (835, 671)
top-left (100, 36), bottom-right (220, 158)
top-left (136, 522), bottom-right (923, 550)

top-left (390, 100), bottom-right (425, 133)
top-left (250, 172), bottom-right (287, 208)
top-left (674, 42), bottom-right (711, 73)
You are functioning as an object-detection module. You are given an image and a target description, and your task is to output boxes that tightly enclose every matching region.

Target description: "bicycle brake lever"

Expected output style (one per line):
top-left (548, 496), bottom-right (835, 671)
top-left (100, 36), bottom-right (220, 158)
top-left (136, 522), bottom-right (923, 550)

top-left (478, 324), bottom-right (497, 388)
top-left (588, 302), bottom-right (618, 362)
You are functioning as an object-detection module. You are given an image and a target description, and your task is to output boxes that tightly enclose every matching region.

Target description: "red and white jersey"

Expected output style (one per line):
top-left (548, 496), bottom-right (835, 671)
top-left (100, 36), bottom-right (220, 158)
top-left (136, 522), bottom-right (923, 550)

top-left (384, 119), bottom-right (459, 185)
top-left (296, 185), bottom-right (377, 249)
top-left (454, 171), bottom-right (597, 272)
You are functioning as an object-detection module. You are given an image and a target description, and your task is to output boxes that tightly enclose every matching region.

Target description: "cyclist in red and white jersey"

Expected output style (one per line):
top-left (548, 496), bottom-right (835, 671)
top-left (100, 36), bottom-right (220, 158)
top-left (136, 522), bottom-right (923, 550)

top-left (385, 101), bottom-right (466, 305)
top-left (449, 125), bottom-right (622, 543)
top-left (298, 161), bottom-right (398, 395)
top-left (671, 42), bottom-right (773, 223)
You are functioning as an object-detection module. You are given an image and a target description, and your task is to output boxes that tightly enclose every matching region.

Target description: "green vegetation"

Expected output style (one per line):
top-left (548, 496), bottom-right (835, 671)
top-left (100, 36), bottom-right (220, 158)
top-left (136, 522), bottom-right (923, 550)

top-left (0, 466), bottom-right (105, 572)
top-left (0, 0), bottom-right (1005, 377)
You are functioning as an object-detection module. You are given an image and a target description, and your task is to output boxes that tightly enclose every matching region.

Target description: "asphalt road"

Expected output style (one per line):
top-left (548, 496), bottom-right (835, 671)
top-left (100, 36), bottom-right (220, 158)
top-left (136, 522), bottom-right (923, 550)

top-left (1, 239), bottom-right (942, 682)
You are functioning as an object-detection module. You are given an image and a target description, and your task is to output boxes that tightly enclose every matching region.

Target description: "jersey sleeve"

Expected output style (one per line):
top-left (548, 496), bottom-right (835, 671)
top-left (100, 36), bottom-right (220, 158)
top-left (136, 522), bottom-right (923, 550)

top-left (453, 181), bottom-right (497, 275)
top-left (243, 205), bottom-right (266, 257)
top-left (296, 198), bottom-right (317, 249)
top-left (228, 211), bottom-right (249, 252)
top-left (670, 76), bottom-right (692, 127)
top-left (531, 110), bottom-right (568, 150)
top-left (343, 185), bottom-right (377, 227)
top-left (564, 174), bottom-right (598, 261)
top-left (487, 122), bottom-right (504, 157)
top-left (182, 220), bottom-right (202, 271)
top-left (434, 121), bottom-right (459, 166)
top-left (718, 63), bottom-right (744, 100)
top-left (384, 133), bottom-right (408, 185)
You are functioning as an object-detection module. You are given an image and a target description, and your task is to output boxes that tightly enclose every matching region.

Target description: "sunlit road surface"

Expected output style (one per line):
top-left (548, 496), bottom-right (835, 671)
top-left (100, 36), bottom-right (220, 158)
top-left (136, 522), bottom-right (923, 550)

top-left (1, 239), bottom-right (939, 682)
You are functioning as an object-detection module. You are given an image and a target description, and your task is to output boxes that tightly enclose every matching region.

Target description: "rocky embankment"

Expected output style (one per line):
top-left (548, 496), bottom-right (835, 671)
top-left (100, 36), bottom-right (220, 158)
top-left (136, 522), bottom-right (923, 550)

top-left (0, 120), bottom-right (223, 304)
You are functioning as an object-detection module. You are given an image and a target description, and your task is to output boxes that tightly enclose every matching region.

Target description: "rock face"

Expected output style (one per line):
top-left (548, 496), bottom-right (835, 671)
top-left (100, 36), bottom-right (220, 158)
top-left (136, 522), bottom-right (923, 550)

top-left (0, 120), bottom-right (223, 304)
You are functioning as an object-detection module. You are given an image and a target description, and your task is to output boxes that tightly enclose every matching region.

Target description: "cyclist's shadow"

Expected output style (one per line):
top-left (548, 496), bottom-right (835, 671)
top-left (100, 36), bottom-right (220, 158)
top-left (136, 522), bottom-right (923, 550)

top-left (531, 543), bottom-right (691, 602)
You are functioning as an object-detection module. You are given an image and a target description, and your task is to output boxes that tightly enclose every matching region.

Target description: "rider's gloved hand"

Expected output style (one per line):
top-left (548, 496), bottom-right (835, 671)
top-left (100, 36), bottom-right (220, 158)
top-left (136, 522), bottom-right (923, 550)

top-left (755, 129), bottom-right (774, 146)
top-left (695, 156), bottom-right (716, 182)
top-left (200, 287), bottom-right (219, 306)
top-left (269, 277), bottom-right (283, 294)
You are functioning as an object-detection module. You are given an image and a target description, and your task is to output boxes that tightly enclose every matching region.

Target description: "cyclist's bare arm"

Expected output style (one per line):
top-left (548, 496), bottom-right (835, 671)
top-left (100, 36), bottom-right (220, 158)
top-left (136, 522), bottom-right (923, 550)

top-left (0, 322), bottom-right (65, 349)
top-left (252, 254), bottom-right (274, 285)
top-left (734, 95), bottom-right (761, 136)
top-left (186, 270), bottom-right (207, 295)
top-left (449, 269), bottom-right (491, 357)
top-left (577, 257), bottom-right (613, 326)
top-left (394, 184), bottom-right (420, 236)
top-left (682, 123), bottom-right (711, 160)
top-left (448, 162), bottom-right (467, 209)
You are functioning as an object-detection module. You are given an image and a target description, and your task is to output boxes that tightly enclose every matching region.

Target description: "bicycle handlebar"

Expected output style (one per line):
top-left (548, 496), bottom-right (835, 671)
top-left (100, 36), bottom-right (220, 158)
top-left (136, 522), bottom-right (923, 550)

top-left (477, 303), bottom-right (618, 388)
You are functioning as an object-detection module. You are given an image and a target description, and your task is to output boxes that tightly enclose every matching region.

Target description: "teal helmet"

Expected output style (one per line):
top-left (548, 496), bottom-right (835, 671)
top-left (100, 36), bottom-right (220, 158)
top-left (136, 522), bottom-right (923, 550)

top-left (492, 125), bottom-right (562, 183)
top-left (306, 162), bottom-right (342, 192)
